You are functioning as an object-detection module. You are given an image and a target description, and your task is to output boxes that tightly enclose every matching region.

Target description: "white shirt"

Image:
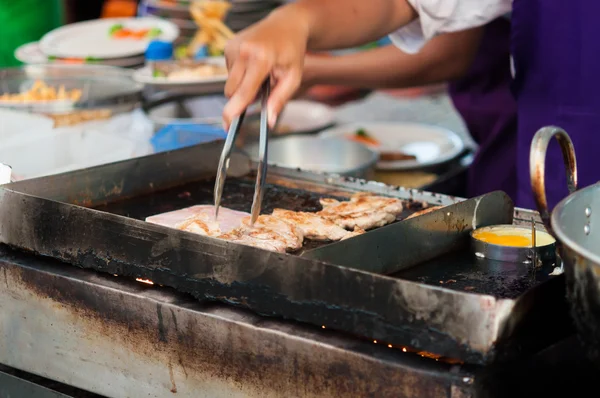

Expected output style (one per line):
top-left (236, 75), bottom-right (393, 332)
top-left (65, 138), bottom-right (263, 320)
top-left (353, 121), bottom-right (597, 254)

top-left (389, 0), bottom-right (513, 54)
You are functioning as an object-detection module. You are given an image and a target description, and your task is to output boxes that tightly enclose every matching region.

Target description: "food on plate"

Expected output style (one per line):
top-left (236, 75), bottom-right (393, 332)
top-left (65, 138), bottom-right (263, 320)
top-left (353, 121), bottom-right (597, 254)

top-left (146, 205), bottom-right (249, 236)
top-left (318, 192), bottom-right (404, 230)
top-left (47, 55), bottom-right (100, 64)
top-left (373, 170), bottom-right (437, 188)
top-left (347, 128), bottom-right (380, 146)
top-left (188, 0), bottom-right (234, 57)
top-left (379, 151), bottom-right (417, 162)
top-left (272, 208), bottom-right (350, 241)
top-left (152, 60), bottom-right (227, 80)
top-left (46, 109), bottom-right (112, 127)
top-left (109, 24), bottom-right (162, 40)
top-left (346, 128), bottom-right (419, 162)
top-left (0, 80), bottom-right (82, 103)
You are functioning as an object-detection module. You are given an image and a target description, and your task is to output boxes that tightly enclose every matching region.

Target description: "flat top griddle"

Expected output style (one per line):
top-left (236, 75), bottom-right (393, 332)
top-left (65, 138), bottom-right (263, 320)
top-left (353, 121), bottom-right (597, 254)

top-left (0, 142), bottom-right (572, 365)
top-left (93, 177), bottom-right (427, 255)
top-left (394, 250), bottom-right (555, 299)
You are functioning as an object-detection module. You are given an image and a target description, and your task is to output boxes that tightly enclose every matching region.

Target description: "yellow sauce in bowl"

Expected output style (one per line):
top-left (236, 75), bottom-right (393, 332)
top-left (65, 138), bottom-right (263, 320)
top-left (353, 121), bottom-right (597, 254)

top-left (472, 225), bottom-right (556, 248)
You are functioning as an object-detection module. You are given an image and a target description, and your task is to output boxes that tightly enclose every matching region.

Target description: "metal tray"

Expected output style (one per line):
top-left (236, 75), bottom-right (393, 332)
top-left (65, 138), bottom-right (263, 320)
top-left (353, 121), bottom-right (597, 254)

top-left (0, 142), bottom-right (572, 365)
top-left (0, 64), bottom-right (143, 114)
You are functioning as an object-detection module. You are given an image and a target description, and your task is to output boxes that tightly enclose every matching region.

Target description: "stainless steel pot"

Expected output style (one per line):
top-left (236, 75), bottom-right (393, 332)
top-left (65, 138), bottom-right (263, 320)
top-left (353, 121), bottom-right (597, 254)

top-left (243, 135), bottom-right (379, 179)
top-left (530, 126), bottom-right (600, 361)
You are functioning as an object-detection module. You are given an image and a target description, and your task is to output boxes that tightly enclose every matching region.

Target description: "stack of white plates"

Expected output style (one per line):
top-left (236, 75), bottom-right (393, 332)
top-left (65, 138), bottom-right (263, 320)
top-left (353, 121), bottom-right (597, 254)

top-left (139, 0), bottom-right (283, 40)
top-left (139, 0), bottom-right (198, 39)
top-left (225, 0), bottom-right (283, 32)
top-left (15, 17), bottom-right (179, 68)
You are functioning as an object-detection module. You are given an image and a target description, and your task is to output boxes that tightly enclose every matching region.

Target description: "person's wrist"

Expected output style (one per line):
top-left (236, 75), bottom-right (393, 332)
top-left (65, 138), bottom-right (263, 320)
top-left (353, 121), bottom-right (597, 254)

top-left (303, 53), bottom-right (330, 86)
top-left (269, 3), bottom-right (312, 46)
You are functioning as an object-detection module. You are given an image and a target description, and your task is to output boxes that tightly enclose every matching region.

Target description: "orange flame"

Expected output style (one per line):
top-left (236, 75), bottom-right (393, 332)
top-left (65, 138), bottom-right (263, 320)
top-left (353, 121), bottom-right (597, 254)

top-left (136, 278), bottom-right (154, 285)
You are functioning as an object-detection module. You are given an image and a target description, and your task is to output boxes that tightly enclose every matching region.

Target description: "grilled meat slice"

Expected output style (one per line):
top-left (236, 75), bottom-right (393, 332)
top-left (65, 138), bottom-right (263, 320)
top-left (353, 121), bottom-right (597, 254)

top-left (216, 215), bottom-right (304, 253)
top-left (271, 208), bottom-right (349, 241)
top-left (340, 227), bottom-right (366, 241)
top-left (318, 192), bottom-right (403, 230)
top-left (175, 213), bottom-right (221, 236)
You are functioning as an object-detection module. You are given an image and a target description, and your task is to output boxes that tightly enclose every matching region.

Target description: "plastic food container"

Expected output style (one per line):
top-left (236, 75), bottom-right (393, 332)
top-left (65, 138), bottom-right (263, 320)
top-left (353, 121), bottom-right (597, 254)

top-left (0, 129), bottom-right (136, 180)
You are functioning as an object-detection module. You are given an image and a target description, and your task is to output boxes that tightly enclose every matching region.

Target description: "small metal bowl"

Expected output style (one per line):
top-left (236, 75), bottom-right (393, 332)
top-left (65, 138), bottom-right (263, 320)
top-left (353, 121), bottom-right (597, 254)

top-left (470, 224), bottom-right (557, 264)
top-left (243, 136), bottom-right (379, 179)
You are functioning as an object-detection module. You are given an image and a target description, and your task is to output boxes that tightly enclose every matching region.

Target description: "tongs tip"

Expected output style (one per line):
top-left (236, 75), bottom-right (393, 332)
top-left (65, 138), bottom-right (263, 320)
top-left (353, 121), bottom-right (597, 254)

top-left (213, 80), bottom-right (270, 224)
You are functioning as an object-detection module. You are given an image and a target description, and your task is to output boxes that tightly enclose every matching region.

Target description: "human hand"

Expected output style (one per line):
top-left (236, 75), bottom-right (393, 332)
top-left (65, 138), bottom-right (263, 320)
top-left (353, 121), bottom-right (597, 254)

top-left (223, 6), bottom-right (310, 130)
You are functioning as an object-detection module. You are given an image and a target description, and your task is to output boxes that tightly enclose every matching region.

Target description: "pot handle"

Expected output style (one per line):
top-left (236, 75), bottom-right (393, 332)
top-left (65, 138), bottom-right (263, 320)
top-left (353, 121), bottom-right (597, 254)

top-left (530, 126), bottom-right (578, 236)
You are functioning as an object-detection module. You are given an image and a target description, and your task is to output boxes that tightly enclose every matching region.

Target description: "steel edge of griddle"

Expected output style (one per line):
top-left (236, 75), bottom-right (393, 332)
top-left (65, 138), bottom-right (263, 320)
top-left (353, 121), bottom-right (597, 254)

top-left (0, 249), bottom-right (476, 398)
top-left (0, 143), bottom-right (570, 365)
top-left (266, 163), bottom-right (464, 206)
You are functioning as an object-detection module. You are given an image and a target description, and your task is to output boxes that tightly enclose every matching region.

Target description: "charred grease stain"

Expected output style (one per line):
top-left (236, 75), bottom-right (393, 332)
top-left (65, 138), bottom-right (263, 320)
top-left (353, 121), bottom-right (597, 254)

top-left (168, 361), bottom-right (177, 393)
top-left (6, 257), bottom-right (459, 397)
top-left (157, 303), bottom-right (168, 343)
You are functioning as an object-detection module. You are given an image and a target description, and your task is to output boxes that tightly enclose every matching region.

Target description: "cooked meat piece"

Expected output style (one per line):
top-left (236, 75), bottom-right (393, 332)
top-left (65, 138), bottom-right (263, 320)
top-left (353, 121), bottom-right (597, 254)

top-left (240, 215), bottom-right (304, 250)
top-left (272, 208), bottom-right (349, 241)
top-left (218, 228), bottom-right (289, 253)
top-left (318, 192), bottom-right (403, 230)
top-left (340, 227), bottom-right (366, 241)
top-left (176, 213), bottom-right (221, 236)
top-left (405, 206), bottom-right (442, 220)
top-left (217, 215), bottom-right (304, 252)
top-left (146, 205), bottom-right (249, 235)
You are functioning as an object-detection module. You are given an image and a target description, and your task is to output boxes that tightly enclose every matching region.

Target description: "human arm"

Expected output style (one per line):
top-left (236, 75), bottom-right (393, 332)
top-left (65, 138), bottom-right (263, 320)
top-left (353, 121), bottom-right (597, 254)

top-left (302, 27), bottom-right (483, 90)
top-left (223, 0), bottom-right (510, 129)
top-left (223, 0), bottom-right (419, 128)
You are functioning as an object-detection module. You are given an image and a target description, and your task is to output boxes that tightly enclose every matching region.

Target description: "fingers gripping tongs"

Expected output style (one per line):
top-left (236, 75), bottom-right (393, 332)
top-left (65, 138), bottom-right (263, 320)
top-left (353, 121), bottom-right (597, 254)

top-left (214, 80), bottom-right (270, 226)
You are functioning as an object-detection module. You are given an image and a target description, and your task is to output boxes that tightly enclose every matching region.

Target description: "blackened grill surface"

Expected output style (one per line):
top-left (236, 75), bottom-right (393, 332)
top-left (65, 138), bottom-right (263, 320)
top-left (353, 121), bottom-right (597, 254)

top-left (94, 176), bottom-right (424, 221)
top-left (93, 176), bottom-right (550, 299)
top-left (93, 177), bottom-right (337, 220)
top-left (394, 250), bottom-right (557, 299)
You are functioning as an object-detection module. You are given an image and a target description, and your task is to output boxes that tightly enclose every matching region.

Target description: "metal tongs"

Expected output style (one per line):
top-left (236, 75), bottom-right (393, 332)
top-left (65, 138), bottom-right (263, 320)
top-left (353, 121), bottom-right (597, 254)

top-left (214, 80), bottom-right (270, 226)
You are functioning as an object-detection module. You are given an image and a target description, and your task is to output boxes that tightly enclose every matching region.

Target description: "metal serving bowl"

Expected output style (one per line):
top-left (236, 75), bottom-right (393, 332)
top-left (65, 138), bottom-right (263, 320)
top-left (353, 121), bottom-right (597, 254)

top-left (243, 135), bottom-right (379, 178)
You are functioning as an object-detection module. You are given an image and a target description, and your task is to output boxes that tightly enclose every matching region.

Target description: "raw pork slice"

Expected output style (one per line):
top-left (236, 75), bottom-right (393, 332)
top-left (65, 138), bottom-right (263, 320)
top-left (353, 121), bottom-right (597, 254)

top-left (146, 205), bottom-right (249, 236)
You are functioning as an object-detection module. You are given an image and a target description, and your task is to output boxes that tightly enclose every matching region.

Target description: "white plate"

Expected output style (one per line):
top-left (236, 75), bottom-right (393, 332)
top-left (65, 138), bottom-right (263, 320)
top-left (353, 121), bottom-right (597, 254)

top-left (132, 57), bottom-right (227, 86)
top-left (14, 42), bottom-right (47, 64)
top-left (40, 17), bottom-right (180, 59)
top-left (277, 100), bottom-right (335, 134)
top-left (318, 122), bottom-right (465, 170)
top-left (15, 42), bottom-right (146, 67)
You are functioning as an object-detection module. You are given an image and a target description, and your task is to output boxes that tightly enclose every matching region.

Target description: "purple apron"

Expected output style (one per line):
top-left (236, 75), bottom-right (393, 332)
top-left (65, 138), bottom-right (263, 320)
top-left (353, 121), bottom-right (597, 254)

top-left (448, 18), bottom-right (518, 200)
top-left (512, 0), bottom-right (600, 209)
